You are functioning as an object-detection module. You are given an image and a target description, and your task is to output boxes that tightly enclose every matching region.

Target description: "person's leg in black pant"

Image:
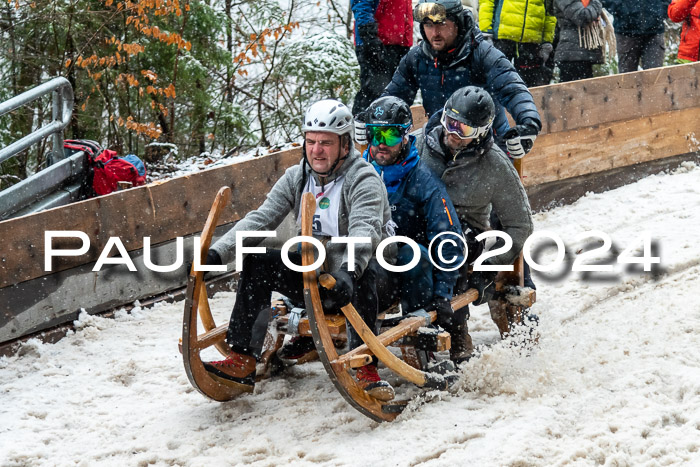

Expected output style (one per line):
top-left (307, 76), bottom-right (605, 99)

top-left (352, 44), bottom-right (409, 115)
top-left (227, 251), bottom-right (305, 355)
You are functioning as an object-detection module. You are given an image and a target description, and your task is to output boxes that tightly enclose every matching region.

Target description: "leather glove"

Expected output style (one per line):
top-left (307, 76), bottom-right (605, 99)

top-left (358, 23), bottom-right (384, 53)
top-left (186, 249), bottom-right (223, 279)
top-left (538, 42), bottom-right (553, 63)
top-left (321, 269), bottom-right (356, 310)
top-left (468, 271), bottom-right (497, 306)
top-left (503, 118), bottom-right (539, 159)
top-left (430, 296), bottom-right (455, 330)
top-left (354, 110), bottom-right (368, 146)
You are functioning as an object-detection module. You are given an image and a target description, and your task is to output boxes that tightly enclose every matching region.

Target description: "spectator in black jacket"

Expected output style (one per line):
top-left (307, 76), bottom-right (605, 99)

top-left (554, 0), bottom-right (605, 82)
top-left (351, 0), bottom-right (413, 115)
top-left (603, 1), bottom-right (670, 73)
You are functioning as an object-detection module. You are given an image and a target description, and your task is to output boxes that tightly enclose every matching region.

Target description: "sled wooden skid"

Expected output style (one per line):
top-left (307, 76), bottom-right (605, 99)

top-left (489, 158), bottom-right (537, 337)
top-left (181, 186), bottom-right (252, 401)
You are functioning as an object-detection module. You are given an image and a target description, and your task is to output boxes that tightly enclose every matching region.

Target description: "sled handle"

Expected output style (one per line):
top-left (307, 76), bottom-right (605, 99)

top-left (191, 186), bottom-right (232, 357)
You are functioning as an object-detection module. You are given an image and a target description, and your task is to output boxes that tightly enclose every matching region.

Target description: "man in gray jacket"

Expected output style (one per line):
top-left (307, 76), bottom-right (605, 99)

top-left (416, 86), bottom-right (535, 356)
top-left (201, 99), bottom-right (397, 401)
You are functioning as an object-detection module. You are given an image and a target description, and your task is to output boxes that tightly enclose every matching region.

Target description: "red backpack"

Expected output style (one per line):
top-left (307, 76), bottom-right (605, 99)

top-left (63, 140), bottom-right (147, 197)
top-left (92, 150), bottom-right (147, 195)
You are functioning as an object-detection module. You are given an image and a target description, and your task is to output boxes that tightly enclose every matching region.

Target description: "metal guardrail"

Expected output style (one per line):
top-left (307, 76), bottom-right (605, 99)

top-left (0, 77), bottom-right (74, 166)
top-left (0, 151), bottom-right (87, 220)
top-left (0, 77), bottom-right (78, 219)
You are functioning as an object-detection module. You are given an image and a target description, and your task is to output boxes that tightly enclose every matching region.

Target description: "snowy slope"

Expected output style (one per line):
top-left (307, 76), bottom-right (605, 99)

top-left (2, 163), bottom-right (700, 466)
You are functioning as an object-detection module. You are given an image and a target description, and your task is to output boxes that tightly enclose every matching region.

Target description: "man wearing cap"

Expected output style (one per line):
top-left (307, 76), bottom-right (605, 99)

top-left (200, 99), bottom-right (398, 401)
top-left (376, 0), bottom-right (543, 159)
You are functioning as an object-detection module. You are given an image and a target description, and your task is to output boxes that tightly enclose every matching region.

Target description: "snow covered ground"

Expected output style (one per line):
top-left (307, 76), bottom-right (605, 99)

top-left (2, 163), bottom-right (700, 466)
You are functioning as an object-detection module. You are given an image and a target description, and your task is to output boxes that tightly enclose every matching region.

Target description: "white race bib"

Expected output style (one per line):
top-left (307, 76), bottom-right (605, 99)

top-left (298, 175), bottom-right (344, 237)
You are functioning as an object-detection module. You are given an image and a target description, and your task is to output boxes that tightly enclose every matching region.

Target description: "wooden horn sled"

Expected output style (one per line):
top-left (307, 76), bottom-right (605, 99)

top-left (181, 188), bottom-right (535, 421)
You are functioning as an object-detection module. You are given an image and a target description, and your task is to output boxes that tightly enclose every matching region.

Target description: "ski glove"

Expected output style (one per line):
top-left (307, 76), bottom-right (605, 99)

top-left (354, 111), bottom-right (368, 146)
top-left (430, 296), bottom-right (455, 330)
top-left (504, 119), bottom-right (539, 159)
top-left (321, 269), bottom-right (356, 310)
top-left (357, 23), bottom-right (384, 54)
top-left (468, 271), bottom-right (497, 306)
top-left (185, 249), bottom-right (223, 279)
top-left (538, 42), bottom-right (554, 63)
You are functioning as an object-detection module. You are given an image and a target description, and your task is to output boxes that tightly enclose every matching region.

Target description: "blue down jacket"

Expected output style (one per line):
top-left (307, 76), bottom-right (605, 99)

top-left (382, 28), bottom-right (541, 139)
top-left (364, 136), bottom-right (465, 298)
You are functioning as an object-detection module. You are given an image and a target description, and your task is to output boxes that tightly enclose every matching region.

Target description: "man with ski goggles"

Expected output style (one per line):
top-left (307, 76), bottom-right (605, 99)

top-left (362, 96), bottom-right (480, 364)
top-left (417, 86), bottom-right (538, 356)
top-left (366, 0), bottom-right (541, 160)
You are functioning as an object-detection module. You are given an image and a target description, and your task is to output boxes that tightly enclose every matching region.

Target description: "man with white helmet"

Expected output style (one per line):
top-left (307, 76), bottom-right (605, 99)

top-left (200, 99), bottom-right (397, 401)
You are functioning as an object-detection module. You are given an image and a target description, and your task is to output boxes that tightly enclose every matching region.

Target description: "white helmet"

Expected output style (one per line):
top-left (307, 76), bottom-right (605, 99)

top-left (302, 99), bottom-right (354, 140)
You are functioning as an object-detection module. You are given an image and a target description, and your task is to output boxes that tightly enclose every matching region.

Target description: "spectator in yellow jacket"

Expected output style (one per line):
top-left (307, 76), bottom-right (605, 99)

top-left (479, 0), bottom-right (557, 86)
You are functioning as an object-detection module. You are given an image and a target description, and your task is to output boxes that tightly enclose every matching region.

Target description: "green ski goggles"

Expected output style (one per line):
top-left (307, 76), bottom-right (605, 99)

top-left (366, 125), bottom-right (410, 147)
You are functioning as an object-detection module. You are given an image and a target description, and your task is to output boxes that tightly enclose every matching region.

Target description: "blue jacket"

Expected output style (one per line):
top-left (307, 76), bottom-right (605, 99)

top-left (363, 136), bottom-right (465, 298)
top-left (602, 1), bottom-right (669, 36)
top-left (382, 30), bottom-right (541, 139)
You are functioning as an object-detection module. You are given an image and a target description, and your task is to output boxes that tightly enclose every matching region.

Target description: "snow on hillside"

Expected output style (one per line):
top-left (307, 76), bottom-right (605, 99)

top-left (1, 163), bottom-right (700, 466)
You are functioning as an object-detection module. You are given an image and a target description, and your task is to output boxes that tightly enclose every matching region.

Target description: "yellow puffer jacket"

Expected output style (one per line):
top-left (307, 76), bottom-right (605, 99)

top-left (479, 0), bottom-right (557, 44)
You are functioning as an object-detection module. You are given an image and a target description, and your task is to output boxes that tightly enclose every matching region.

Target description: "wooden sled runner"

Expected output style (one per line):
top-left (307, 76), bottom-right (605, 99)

top-left (181, 187), bottom-right (536, 421)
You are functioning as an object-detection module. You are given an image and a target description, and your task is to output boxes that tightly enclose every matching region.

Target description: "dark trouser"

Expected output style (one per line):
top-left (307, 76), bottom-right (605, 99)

top-left (558, 61), bottom-right (594, 82)
top-left (353, 44), bottom-right (410, 115)
top-left (226, 250), bottom-right (389, 355)
top-left (396, 244), bottom-right (434, 313)
top-left (616, 33), bottom-right (665, 74)
top-left (494, 40), bottom-right (554, 87)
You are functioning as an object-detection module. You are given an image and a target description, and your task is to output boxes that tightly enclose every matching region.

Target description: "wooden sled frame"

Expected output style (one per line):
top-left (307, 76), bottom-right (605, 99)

top-left (182, 184), bottom-right (535, 421)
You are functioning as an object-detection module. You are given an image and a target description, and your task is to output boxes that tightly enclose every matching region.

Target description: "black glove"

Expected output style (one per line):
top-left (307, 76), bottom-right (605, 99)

top-left (430, 296), bottom-right (455, 330)
top-left (503, 118), bottom-right (540, 159)
top-left (358, 23), bottom-right (384, 51)
top-left (468, 271), bottom-right (497, 306)
top-left (538, 42), bottom-right (553, 63)
top-left (186, 249), bottom-right (223, 279)
top-left (321, 269), bottom-right (356, 310)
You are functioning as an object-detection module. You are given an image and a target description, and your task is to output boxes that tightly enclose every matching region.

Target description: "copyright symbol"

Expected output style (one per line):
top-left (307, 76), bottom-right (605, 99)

top-left (428, 232), bottom-right (469, 272)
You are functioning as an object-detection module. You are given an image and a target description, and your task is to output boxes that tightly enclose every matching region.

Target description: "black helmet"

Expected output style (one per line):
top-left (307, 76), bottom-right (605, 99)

top-left (442, 86), bottom-right (495, 141)
top-left (365, 96), bottom-right (412, 151)
top-left (414, 0), bottom-right (474, 52)
top-left (366, 96), bottom-right (413, 128)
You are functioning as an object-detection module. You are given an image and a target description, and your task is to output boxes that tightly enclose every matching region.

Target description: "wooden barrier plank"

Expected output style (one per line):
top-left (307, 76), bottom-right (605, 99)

top-left (523, 107), bottom-right (700, 186)
top-left (412, 62), bottom-right (700, 135)
top-left (532, 63), bottom-right (700, 134)
top-left (0, 149), bottom-right (302, 287)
